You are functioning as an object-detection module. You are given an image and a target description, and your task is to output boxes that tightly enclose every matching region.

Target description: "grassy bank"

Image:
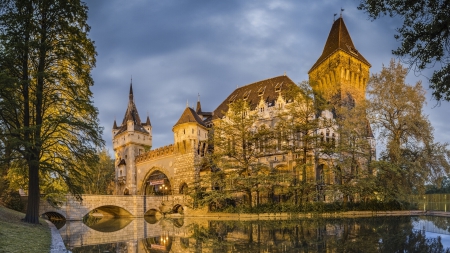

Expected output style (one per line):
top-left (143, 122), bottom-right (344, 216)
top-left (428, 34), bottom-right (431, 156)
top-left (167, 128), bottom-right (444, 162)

top-left (0, 206), bottom-right (51, 253)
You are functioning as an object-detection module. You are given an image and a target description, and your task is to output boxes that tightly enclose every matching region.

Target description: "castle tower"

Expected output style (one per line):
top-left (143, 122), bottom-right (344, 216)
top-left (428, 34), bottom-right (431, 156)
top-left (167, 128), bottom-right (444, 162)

top-left (172, 105), bottom-right (208, 154)
top-left (171, 105), bottom-right (209, 192)
top-left (308, 16), bottom-right (371, 105)
top-left (112, 82), bottom-right (152, 195)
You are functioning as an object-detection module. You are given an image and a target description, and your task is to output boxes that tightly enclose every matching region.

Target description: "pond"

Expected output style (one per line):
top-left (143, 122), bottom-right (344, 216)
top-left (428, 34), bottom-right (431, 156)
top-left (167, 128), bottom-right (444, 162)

top-left (58, 215), bottom-right (450, 252)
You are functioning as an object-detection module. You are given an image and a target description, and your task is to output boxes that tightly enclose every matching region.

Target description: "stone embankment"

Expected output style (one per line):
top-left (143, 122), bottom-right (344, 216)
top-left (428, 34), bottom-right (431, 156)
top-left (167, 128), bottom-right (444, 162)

top-left (181, 210), bottom-right (433, 220)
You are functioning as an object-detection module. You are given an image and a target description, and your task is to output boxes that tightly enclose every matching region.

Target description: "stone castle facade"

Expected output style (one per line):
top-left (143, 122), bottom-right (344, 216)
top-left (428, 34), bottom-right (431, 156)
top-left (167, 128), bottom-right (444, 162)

top-left (112, 17), bottom-right (375, 198)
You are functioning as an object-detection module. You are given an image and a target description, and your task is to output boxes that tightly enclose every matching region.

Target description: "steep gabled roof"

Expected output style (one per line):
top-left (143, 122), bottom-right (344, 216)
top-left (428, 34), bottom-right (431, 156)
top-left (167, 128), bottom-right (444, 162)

top-left (114, 82), bottom-right (149, 136)
top-left (174, 107), bottom-right (206, 127)
top-left (309, 17), bottom-right (371, 73)
top-left (213, 75), bottom-right (297, 119)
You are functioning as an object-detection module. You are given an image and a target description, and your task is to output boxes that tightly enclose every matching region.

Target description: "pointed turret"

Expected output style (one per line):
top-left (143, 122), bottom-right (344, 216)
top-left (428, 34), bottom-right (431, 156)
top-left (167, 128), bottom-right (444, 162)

top-left (120, 82), bottom-right (144, 131)
top-left (145, 115), bottom-right (151, 126)
top-left (172, 106), bottom-right (208, 155)
top-left (112, 81), bottom-right (152, 196)
top-left (174, 107), bottom-right (206, 127)
top-left (196, 94), bottom-right (202, 114)
top-left (308, 16), bottom-right (371, 104)
top-left (309, 17), bottom-right (370, 73)
top-left (129, 81), bottom-right (134, 100)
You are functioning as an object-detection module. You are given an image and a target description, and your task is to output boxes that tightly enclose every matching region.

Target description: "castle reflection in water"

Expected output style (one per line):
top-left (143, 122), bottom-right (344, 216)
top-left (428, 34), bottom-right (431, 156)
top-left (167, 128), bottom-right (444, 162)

top-left (59, 215), bottom-right (450, 253)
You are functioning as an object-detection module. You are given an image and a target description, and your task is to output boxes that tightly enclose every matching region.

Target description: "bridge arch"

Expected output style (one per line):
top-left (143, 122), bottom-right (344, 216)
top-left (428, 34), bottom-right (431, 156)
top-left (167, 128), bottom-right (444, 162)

top-left (87, 205), bottom-right (133, 218)
top-left (172, 204), bottom-right (184, 214)
top-left (142, 167), bottom-right (173, 196)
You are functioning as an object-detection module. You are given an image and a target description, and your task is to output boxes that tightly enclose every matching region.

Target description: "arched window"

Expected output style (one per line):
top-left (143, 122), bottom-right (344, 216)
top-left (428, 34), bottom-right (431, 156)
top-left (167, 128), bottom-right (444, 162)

top-left (179, 183), bottom-right (188, 194)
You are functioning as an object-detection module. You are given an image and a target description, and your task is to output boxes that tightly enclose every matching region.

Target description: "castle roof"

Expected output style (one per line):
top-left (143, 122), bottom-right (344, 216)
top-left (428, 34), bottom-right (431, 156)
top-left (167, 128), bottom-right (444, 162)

top-left (309, 17), bottom-right (371, 73)
top-left (114, 82), bottom-right (150, 136)
top-left (174, 106), bottom-right (206, 127)
top-left (213, 75), bottom-right (297, 119)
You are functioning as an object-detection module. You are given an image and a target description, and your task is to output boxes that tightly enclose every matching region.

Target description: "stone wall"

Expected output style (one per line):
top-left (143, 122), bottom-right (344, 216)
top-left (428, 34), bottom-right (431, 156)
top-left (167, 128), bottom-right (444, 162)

top-left (39, 195), bottom-right (190, 221)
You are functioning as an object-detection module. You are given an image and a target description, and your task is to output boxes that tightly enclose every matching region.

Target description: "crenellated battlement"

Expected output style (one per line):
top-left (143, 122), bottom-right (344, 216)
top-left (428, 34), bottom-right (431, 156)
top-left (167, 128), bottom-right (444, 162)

top-left (136, 144), bottom-right (175, 163)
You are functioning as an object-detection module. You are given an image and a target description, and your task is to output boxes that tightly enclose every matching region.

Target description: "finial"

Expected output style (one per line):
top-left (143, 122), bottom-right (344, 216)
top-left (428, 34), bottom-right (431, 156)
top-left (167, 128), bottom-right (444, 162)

top-left (129, 77), bottom-right (134, 100)
top-left (340, 8), bottom-right (344, 18)
top-left (284, 71), bottom-right (286, 76)
top-left (186, 99), bottom-right (189, 108)
top-left (198, 93), bottom-right (200, 102)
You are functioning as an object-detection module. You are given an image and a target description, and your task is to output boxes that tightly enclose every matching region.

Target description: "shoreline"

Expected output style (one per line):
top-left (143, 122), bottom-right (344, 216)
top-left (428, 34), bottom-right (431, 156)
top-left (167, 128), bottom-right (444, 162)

top-left (178, 210), bottom-right (439, 220)
top-left (49, 210), bottom-right (450, 252)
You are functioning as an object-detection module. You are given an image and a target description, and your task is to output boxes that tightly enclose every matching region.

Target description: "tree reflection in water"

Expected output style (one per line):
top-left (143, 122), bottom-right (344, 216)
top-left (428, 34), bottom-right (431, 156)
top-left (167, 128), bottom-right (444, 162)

top-left (65, 216), bottom-right (450, 252)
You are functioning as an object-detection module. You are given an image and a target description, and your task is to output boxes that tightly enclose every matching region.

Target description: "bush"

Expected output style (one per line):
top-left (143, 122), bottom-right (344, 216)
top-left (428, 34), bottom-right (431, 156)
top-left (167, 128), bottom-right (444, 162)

top-left (207, 199), bottom-right (417, 214)
top-left (1, 189), bottom-right (24, 212)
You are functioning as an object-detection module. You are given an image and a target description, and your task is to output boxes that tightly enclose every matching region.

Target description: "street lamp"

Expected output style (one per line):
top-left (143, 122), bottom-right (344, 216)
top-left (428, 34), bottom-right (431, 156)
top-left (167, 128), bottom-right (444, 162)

top-left (161, 184), bottom-right (168, 201)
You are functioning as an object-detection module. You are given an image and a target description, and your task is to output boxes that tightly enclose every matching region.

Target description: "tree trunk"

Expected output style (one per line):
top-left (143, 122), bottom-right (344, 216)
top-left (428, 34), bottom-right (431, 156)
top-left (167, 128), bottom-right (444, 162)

top-left (24, 161), bottom-right (40, 223)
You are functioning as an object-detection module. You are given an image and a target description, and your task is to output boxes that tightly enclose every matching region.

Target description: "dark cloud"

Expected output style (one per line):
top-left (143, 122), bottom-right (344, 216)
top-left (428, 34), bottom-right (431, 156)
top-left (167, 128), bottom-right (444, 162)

top-left (84, 0), bottom-right (450, 153)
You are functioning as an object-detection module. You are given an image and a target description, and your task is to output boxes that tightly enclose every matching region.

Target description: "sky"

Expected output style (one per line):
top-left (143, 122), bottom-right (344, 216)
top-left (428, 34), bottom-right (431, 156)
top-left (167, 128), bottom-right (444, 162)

top-left (83, 0), bottom-right (450, 154)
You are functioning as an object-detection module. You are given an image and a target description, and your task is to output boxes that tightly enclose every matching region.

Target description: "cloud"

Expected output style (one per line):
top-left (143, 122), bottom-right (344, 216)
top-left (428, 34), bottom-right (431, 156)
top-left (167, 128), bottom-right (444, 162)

top-left (84, 0), bottom-right (450, 155)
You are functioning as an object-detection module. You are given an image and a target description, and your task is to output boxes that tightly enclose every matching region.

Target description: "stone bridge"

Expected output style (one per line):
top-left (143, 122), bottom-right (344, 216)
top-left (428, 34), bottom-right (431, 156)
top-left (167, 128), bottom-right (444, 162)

top-left (59, 217), bottom-right (206, 249)
top-left (39, 194), bottom-right (191, 220)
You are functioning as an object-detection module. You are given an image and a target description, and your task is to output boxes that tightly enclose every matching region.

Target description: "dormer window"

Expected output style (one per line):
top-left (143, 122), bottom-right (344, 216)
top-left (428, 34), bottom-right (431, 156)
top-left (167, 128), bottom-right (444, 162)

top-left (243, 90), bottom-right (251, 100)
top-left (229, 94), bottom-right (237, 104)
top-left (275, 82), bottom-right (283, 92)
top-left (346, 44), bottom-right (358, 55)
top-left (258, 86), bottom-right (266, 96)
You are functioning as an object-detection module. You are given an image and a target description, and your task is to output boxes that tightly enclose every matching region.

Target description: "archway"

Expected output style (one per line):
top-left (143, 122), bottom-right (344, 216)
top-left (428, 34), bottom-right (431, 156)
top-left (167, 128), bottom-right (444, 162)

top-left (143, 170), bottom-right (172, 196)
top-left (42, 212), bottom-right (66, 229)
top-left (172, 204), bottom-right (184, 214)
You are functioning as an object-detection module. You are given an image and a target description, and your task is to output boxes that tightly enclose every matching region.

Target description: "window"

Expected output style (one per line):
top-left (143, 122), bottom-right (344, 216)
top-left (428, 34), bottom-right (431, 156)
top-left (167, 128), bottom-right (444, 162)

top-left (275, 82), bottom-right (282, 92)
top-left (258, 86), bottom-right (266, 96)
top-left (243, 90), bottom-right (251, 100)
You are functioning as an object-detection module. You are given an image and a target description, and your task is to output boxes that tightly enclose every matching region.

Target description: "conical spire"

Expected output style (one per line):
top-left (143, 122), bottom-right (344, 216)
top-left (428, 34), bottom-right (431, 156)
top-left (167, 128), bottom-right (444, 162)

top-left (196, 93), bottom-right (202, 114)
top-left (145, 115), bottom-right (151, 126)
top-left (309, 17), bottom-right (370, 73)
top-left (129, 78), bottom-right (133, 101)
top-left (113, 119), bottom-right (118, 129)
top-left (174, 107), bottom-right (206, 127)
top-left (121, 81), bottom-right (142, 126)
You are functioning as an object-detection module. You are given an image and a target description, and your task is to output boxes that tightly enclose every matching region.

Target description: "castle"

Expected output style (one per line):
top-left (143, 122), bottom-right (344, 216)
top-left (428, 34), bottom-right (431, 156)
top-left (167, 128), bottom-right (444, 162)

top-left (112, 17), bottom-right (374, 200)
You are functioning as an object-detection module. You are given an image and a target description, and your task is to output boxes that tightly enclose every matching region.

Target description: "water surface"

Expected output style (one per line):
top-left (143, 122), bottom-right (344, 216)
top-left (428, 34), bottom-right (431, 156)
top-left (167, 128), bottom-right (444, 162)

top-left (59, 215), bottom-right (450, 252)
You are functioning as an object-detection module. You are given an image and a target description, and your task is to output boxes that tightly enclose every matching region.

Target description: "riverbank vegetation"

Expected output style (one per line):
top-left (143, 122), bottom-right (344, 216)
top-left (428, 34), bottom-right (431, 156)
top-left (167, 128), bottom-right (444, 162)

top-left (0, 205), bottom-right (51, 253)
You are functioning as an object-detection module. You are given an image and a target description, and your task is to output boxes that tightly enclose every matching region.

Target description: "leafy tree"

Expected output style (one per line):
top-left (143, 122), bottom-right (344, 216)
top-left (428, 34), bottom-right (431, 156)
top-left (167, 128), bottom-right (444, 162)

top-left (367, 59), bottom-right (450, 201)
top-left (330, 96), bottom-right (376, 204)
top-left (81, 149), bottom-right (115, 195)
top-left (211, 99), bottom-right (273, 207)
top-left (0, 0), bottom-right (103, 223)
top-left (358, 0), bottom-right (450, 101)
top-left (275, 81), bottom-right (325, 204)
